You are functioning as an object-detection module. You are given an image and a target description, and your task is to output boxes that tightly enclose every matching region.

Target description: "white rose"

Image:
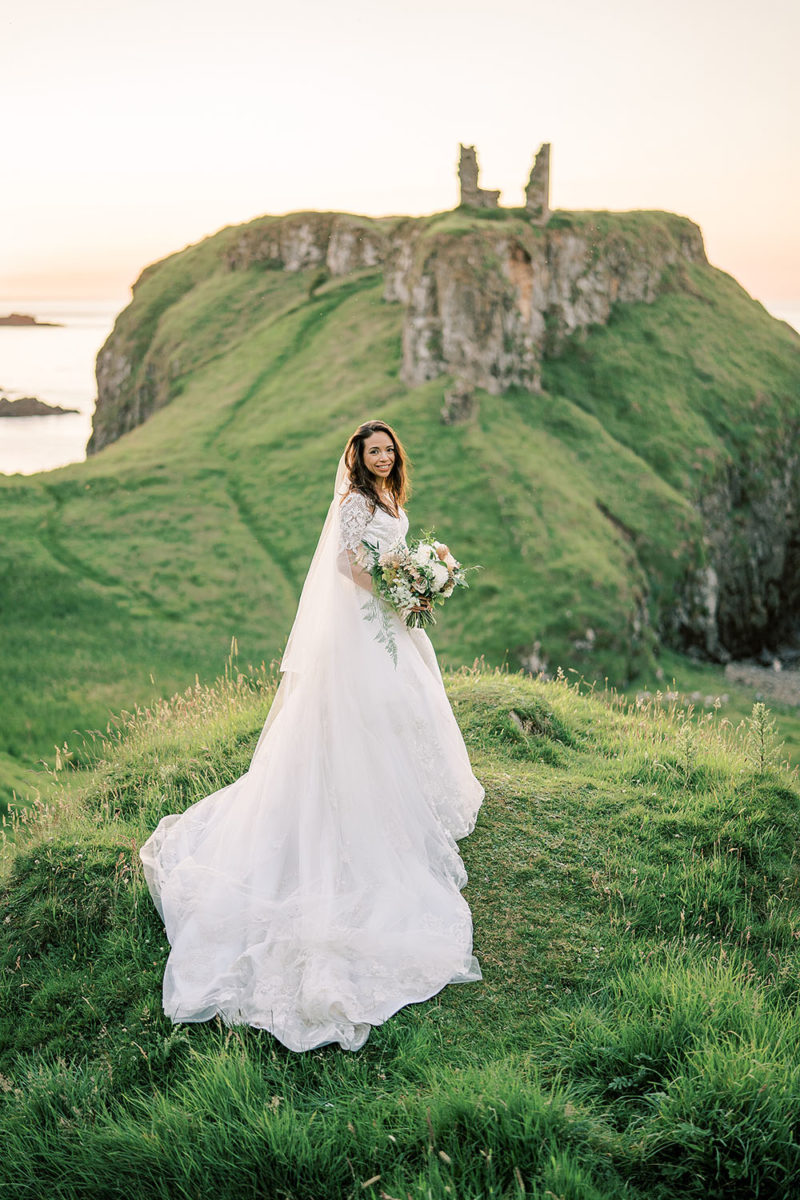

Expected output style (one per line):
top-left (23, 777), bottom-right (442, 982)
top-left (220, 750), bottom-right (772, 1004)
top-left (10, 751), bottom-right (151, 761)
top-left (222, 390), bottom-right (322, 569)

top-left (413, 543), bottom-right (436, 566)
top-left (430, 560), bottom-right (450, 591)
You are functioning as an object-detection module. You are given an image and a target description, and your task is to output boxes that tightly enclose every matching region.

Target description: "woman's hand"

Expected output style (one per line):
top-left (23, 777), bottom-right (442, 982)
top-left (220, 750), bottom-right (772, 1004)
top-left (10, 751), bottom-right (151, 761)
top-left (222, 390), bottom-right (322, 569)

top-left (340, 548), bottom-right (375, 592)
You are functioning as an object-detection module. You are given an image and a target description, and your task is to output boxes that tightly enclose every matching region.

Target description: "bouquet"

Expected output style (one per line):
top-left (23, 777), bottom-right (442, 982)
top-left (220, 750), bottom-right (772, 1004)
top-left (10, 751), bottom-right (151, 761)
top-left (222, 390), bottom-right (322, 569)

top-left (359, 532), bottom-right (470, 663)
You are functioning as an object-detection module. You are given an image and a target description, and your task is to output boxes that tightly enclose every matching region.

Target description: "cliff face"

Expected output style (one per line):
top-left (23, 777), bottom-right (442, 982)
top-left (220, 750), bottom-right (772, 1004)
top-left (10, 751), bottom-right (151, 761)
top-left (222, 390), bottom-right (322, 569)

top-left (385, 213), bottom-right (706, 392)
top-left (91, 208), bottom-right (706, 451)
top-left (222, 212), bottom-right (385, 276)
top-left (88, 205), bottom-right (799, 666)
top-left (668, 439), bottom-right (800, 660)
top-left (88, 213), bottom-right (387, 455)
top-left (209, 208), bottom-right (707, 397)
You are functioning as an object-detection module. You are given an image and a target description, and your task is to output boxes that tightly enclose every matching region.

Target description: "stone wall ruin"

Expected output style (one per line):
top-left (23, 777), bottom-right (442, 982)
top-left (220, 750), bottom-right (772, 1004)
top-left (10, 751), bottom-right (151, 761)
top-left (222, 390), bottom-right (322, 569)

top-left (458, 144), bottom-right (501, 209)
top-left (525, 142), bottom-right (550, 224)
top-left (458, 141), bottom-right (551, 226)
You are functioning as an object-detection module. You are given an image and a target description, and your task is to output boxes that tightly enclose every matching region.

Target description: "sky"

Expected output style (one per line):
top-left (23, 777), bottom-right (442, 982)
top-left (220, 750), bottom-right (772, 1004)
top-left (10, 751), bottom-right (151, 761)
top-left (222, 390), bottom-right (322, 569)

top-left (2, 0), bottom-right (798, 305)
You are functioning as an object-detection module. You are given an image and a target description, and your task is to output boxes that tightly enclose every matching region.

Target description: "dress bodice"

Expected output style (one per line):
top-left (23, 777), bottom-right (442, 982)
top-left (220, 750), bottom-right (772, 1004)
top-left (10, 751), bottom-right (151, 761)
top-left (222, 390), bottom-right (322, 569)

top-left (364, 504), bottom-right (409, 550)
top-left (339, 492), bottom-right (409, 554)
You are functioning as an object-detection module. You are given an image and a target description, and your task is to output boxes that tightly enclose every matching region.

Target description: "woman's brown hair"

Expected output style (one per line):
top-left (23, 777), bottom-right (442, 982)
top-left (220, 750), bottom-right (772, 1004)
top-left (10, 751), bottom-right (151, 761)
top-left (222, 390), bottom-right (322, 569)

top-left (343, 420), bottom-right (410, 514)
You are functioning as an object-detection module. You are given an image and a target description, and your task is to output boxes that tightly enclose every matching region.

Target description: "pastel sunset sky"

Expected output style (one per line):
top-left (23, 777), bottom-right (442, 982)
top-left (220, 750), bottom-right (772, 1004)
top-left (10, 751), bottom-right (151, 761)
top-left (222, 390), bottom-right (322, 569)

top-left (2, 0), bottom-right (798, 304)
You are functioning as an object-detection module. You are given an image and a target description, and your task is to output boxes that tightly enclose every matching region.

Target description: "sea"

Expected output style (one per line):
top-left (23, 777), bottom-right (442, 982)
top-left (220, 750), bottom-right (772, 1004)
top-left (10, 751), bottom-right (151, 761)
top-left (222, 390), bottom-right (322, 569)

top-left (0, 299), bottom-right (123, 476)
top-left (1, 297), bottom-right (799, 478)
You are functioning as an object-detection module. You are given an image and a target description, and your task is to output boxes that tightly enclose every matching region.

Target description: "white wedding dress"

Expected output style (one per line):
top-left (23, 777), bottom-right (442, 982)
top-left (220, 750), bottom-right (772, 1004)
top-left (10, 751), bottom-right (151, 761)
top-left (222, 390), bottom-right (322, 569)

top-left (140, 461), bottom-right (484, 1052)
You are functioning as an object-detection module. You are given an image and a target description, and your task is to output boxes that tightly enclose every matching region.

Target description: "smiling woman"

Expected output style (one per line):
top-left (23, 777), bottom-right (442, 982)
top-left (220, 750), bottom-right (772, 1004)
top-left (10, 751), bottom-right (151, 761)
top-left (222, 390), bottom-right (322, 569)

top-left (345, 421), bottom-right (404, 514)
top-left (364, 432), bottom-right (395, 479)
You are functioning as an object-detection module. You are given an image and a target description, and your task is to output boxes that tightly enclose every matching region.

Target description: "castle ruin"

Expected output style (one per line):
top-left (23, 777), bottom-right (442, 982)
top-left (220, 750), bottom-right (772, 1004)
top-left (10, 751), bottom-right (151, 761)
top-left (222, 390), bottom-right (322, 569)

top-left (458, 142), bottom-right (551, 225)
top-left (525, 143), bottom-right (550, 224)
top-left (458, 145), bottom-right (500, 210)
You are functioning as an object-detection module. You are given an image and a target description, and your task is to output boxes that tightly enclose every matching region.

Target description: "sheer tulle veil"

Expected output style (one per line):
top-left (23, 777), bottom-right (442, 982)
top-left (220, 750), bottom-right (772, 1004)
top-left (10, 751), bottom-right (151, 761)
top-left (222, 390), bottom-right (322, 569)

top-left (251, 453), bottom-right (357, 761)
top-left (280, 454), bottom-right (351, 675)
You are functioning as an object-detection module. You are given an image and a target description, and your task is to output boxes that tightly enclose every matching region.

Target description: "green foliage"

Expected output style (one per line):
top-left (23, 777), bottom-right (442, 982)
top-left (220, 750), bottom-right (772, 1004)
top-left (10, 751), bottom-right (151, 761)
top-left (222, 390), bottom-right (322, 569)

top-left (745, 701), bottom-right (784, 774)
top-left (541, 262), bottom-right (799, 487)
top-left (1, 203), bottom-right (798, 1194)
top-left (1, 666), bottom-right (799, 1197)
top-left (543, 955), bottom-right (800, 1194)
top-left (1, 204), bottom-right (799, 803)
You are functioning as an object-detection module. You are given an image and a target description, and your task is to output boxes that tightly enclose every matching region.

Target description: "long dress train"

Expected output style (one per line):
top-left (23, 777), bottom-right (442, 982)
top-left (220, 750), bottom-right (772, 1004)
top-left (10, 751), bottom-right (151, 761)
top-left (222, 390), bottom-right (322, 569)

top-left (139, 481), bottom-right (484, 1052)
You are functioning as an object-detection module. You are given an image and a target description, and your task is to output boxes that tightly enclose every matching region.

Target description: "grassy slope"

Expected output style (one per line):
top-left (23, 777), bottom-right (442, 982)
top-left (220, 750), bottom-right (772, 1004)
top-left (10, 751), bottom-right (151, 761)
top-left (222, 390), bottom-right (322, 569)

top-left (1, 208), bottom-right (799, 812)
top-left (1, 667), bottom-right (799, 1199)
top-left (542, 261), bottom-right (800, 487)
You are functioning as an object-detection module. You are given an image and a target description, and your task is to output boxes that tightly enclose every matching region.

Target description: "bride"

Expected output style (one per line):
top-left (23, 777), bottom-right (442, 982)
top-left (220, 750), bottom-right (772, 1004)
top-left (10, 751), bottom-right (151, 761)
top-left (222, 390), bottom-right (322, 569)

top-left (140, 419), bottom-right (485, 1052)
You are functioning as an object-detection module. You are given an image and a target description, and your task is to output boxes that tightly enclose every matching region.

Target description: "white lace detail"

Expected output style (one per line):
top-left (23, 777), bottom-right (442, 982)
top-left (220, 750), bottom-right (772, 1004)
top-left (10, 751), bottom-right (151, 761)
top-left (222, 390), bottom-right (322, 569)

top-left (338, 492), bottom-right (374, 553)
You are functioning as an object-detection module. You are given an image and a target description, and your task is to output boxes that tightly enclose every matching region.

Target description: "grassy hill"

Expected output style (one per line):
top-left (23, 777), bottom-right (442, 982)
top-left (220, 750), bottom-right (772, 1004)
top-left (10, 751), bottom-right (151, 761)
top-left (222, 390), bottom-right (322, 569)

top-left (1, 205), bottom-right (799, 810)
top-left (1, 666), bottom-right (799, 1198)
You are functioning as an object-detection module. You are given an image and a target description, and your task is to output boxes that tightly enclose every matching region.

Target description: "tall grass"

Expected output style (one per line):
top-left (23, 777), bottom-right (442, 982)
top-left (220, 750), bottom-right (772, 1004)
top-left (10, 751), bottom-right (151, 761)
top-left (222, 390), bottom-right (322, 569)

top-left (1, 662), bottom-right (798, 1197)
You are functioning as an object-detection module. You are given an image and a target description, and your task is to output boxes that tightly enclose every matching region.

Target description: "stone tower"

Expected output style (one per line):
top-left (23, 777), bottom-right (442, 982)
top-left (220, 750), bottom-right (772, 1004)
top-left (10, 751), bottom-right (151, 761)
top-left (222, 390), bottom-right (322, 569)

top-left (458, 144), bottom-right (500, 209)
top-left (525, 142), bottom-right (551, 224)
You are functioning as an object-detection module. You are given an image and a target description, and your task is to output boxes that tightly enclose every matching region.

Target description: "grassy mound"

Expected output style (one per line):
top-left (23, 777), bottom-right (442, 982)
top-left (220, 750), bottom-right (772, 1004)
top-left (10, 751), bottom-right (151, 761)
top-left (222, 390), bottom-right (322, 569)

top-left (1, 204), bottom-right (798, 807)
top-left (1, 667), bottom-right (798, 1198)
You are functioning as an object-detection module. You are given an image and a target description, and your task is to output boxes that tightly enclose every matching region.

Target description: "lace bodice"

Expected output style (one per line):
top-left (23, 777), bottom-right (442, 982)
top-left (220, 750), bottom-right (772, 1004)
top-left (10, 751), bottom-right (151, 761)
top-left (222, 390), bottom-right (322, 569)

top-left (338, 492), bottom-right (409, 554)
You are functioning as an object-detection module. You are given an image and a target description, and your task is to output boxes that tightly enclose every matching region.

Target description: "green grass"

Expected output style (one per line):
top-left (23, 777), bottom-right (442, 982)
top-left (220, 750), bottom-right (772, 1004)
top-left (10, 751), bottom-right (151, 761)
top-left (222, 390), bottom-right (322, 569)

top-left (1, 664), bottom-right (799, 1198)
top-left (628, 648), bottom-right (800, 770)
top-left (1, 205), bottom-right (798, 803)
top-left (542, 262), bottom-right (799, 489)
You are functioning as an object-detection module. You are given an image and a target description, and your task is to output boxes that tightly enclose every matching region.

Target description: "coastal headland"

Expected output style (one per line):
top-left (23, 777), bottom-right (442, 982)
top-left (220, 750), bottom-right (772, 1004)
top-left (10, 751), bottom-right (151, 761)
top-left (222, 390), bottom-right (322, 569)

top-left (0, 312), bottom-right (62, 327)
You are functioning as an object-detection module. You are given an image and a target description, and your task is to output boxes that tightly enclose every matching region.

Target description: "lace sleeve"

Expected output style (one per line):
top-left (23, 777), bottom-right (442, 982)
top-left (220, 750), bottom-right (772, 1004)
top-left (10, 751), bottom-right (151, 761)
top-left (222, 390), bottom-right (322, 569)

top-left (338, 492), bottom-right (373, 553)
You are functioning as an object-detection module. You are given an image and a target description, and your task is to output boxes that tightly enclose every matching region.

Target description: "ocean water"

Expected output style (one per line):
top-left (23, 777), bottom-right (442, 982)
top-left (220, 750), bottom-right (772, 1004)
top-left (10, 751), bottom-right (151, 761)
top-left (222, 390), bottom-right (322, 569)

top-left (771, 304), bottom-right (800, 336)
top-left (0, 297), bottom-right (798, 478)
top-left (0, 299), bottom-right (123, 476)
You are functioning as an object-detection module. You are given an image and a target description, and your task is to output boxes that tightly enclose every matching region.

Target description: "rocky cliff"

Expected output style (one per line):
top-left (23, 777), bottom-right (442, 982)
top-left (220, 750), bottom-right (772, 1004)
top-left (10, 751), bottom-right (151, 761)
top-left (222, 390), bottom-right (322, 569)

top-left (221, 210), bottom-right (706, 394)
top-left (384, 210), bottom-right (706, 393)
top-left (668, 440), bottom-right (800, 660)
top-left (87, 205), bottom-right (799, 666)
top-left (90, 208), bottom-right (705, 453)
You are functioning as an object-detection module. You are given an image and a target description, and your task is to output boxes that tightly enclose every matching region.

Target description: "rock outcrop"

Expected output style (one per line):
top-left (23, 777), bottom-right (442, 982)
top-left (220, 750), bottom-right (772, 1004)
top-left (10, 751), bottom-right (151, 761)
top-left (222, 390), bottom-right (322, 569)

top-left (0, 394), bottom-right (78, 416)
top-left (92, 208), bottom-right (706, 454)
top-left (223, 212), bottom-right (385, 276)
top-left (88, 213), bottom-right (389, 455)
top-left (384, 212), bottom-right (707, 392)
top-left (667, 441), bottom-right (800, 659)
top-left (0, 313), bottom-right (62, 327)
top-left (441, 379), bottom-right (478, 425)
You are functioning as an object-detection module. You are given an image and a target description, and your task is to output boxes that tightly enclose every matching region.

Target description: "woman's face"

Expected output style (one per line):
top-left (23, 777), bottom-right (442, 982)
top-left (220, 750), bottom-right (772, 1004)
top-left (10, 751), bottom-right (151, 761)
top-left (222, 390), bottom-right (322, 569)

top-left (361, 431), bottom-right (396, 481)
